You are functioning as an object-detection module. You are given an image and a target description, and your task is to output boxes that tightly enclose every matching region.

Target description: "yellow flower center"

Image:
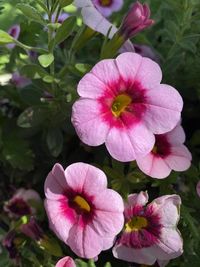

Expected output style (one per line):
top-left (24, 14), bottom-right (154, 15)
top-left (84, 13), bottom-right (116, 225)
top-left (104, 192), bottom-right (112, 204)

top-left (125, 216), bottom-right (148, 232)
top-left (100, 0), bottom-right (112, 6)
top-left (73, 195), bottom-right (91, 213)
top-left (111, 94), bottom-right (132, 117)
top-left (152, 145), bottom-right (158, 154)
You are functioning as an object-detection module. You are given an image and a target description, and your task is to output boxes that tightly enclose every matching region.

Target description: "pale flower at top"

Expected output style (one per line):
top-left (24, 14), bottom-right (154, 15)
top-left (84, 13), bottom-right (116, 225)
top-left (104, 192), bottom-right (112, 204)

top-left (72, 52), bottom-right (183, 162)
top-left (113, 191), bottom-right (183, 265)
top-left (55, 256), bottom-right (76, 267)
top-left (44, 162), bottom-right (124, 258)
top-left (92, 0), bottom-right (123, 17)
top-left (136, 124), bottom-right (192, 179)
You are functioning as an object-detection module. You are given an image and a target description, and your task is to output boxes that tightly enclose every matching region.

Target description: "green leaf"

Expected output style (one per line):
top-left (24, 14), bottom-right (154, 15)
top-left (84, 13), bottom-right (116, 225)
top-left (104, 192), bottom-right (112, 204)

top-left (46, 128), bottom-right (63, 157)
top-left (0, 29), bottom-right (14, 44)
top-left (75, 259), bottom-right (88, 267)
top-left (19, 86), bottom-right (43, 106)
top-left (16, 4), bottom-right (46, 25)
top-left (59, 0), bottom-right (73, 8)
top-left (21, 64), bottom-right (50, 79)
top-left (104, 263), bottom-right (112, 267)
top-left (54, 16), bottom-right (76, 47)
top-left (17, 106), bottom-right (47, 128)
top-left (38, 53), bottom-right (54, 68)
top-left (39, 235), bottom-right (63, 256)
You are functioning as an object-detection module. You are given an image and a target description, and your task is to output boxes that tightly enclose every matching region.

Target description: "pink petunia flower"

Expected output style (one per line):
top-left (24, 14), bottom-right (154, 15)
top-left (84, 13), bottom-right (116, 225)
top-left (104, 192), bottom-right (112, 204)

top-left (44, 162), bottom-right (124, 258)
top-left (72, 52), bottom-right (183, 162)
top-left (56, 256), bottom-right (76, 267)
top-left (113, 191), bottom-right (183, 265)
top-left (4, 188), bottom-right (41, 218)
top-left (136, 124), bottom-right (192, 179)
top-left (6, 25), bottom-right (20, 49)
top-left (196, 181), bottom-right (200, 197)
top-left (119, 1), bottom-right (154, 39)
top-left (92, 0), bottom-right (123, 17)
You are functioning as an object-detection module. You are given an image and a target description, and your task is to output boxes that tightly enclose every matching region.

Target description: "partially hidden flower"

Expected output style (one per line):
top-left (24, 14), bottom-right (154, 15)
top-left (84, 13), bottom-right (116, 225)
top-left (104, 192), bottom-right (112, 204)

top-left (2, 230), bottom-right (20, 262)
top-left (44, 162), bottom-right (124, 258)
top-left (56, 256), bottom-right (76, 267)
top-left (20, 217), bottom-right (44, 241)
top-left (72, 52), bottom-right (183, 162)
top-left (11, 72), bottom-right (31, 88)
top-left (6, 25), bottom-right (20, 49)
top-left (44, 12), bottom-right (69, 23)
top-left (92, 0), bottom-right (123, 17)
top-left (134, 44), bottom-right (160, 64)
top-left (119, 1), bottom-right (154, 40)
top-left (4, 188), bottom-right (41, 218)
top-left (196, 181), bottom-right (200, 197)
top-left (136, 124), bottom-right (192, 179)
top-left (113, 191), bottom-right (183, 265)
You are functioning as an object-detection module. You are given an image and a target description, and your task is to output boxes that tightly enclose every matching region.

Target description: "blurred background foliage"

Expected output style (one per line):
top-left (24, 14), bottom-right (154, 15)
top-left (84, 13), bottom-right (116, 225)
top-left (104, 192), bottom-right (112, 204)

top-left (0, 0), bottom-right (200, 266)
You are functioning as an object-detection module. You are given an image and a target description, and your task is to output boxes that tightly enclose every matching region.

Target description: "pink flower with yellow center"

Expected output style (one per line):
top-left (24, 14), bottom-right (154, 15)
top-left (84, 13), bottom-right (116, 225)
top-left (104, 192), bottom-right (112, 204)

top-left (56, 256), bottom-right (76, 267)
top-left (92, 0), bottom-right (123, 17)
top-left (136, 124), bottom-right (192, 179)
top-left (113, 192), bottom-right (183, 265)
top-left (72, 52), bottom-right (183, 162)
top-left (44, 162), bottom-right (124, 258)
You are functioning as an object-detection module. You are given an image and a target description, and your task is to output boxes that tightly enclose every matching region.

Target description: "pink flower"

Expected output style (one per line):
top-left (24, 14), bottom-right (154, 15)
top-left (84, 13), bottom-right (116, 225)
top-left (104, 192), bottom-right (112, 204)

top-left (11, 72), bottom-right (31, 88)
top-left (196, 181), bottom-right (200, 197)
top-left (56, 256), bottom-right (76, 267)
top-left (113, 192), bottom-right (183, 265)
top-left (72, 52), bottom-right (183, 162)
top-left (4, 188), bottom-right (41, 218)
top-left (119, 1), bottom-right (154, 39)
top-left (44, 162), bottom-right (124, 258)
top-left (136, 124), bottom-right (192, 179)
top-left (6, 25), bottom-right (20, 49)
top-left (92, 0), bottom-right (123, 17)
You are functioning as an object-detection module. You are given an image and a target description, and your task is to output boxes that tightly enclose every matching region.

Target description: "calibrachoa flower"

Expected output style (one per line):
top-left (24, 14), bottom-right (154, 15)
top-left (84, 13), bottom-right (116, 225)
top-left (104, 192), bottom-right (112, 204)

top-left (6, 25), bottom-right (20, 49)
top-left (11, 72), bottom-right (31, 88)
top-left (113, 191), bottom-right (183, 265)
top-left (196, 181), bottom-right (200, 197)
top-left (119, 1), bottom-right (154, 40)
top-left (4, 188), bottom-right (41, 218)
top-left (72, 52), bottom-right (183, 162)
top-left (136, 124), bottom-right (192, 179)
top-left (44, 162), bottom-right (124, 258)
top-left (92, 0), bottom-right (123, 17)
top-left (56, 256), bottom-right (76, 267)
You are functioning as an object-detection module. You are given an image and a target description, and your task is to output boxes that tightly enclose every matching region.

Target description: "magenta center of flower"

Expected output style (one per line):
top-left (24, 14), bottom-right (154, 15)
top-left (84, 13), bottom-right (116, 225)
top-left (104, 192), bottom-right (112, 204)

top-left (7, 198), bottom-right (31, 216)
top-left (111, 94), bottom-right (132, 117)
top-left (98, 0), bottom-right (113, 7)
top-left (152, 134), bottom-right (171, 158)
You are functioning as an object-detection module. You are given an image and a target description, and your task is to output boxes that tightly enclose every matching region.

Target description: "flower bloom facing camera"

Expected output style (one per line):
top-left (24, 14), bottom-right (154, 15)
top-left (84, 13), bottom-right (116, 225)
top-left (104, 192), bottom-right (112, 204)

top-left (72, 52), bottom-right (183, 162)
top-left (4, 188), bottom-right (41, 218)
top-left (6, 24), bottom-right (20, 49)
top-left (136, 124), bottom-right (192, 178)
top-left (92, 0), bottom-right (123, 17)
top-left (56, 256), bottom-right (76, 267)
top-left (119, 1), bottom-right (154, 39)
top-left (44, 162), bottom-right (124, 258)
top-left (113, 192), bottom-right (183, 265)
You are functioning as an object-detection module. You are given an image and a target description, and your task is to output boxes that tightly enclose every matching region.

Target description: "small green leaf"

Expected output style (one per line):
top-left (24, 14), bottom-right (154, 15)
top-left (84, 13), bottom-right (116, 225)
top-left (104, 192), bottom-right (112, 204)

top-left (59, 0), bottom-right (73, 8)
top-left (16, 4), bottom-right (46, 25)
top-left (38, 53), bottom-right (54, 68)
top-left (46, 128), bottom-right (63, 157)
top-left (104, 263), bottom-right (112, 267)
top-left (21, 64), bottom-right (51, 80)
top-left (0, 29), bottom-right (14, 44)
top-left (17, 107), bottom-right (47, 128)
top-left (39, 235), bottom-right (63, 256)
top-left (54, 16), bottom-right (76, 47)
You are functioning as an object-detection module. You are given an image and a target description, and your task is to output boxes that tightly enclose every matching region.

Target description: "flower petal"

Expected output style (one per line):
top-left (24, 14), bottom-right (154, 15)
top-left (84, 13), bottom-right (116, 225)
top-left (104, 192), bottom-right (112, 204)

top-left (165, 124), bottom-right (185, 145)
top-left (56, 256), bottom-right (76, 267)
top-left (72, 98), bottom-right (110, 146)
top-left (164, 145), bottom-right (192, 171)
top-left (127, 191), bottom-right (149, 207)
top-left (137, 153), bottom-right (171, 179)
top-left (143, 84), bottom-right (183, 134)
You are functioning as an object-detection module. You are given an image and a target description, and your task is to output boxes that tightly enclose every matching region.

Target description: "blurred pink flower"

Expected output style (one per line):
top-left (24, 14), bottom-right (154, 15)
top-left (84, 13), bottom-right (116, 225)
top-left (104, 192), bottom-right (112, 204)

top-left (113, 192), bottom-right (183, 265)
top-left (136, 124), bottom-right (192, 178)
top-left (6, 25), bottom-right (20, 49)
top-left (11, 72), bottom-right (31, 88)
top-left (72, 52), bottom-right (183, 162)
top-left (196, 181), bottom-right (200, 197)
top-left (44, 162), bottom-right (124, 258)
top-left (119, 1), bottom-right (154, 39)
top-left (56, 256), bottom-right (76, 267)
top-left (92, 0), bottom-right (123, 17)
top-left (4, 188), bottom-right (41, 218)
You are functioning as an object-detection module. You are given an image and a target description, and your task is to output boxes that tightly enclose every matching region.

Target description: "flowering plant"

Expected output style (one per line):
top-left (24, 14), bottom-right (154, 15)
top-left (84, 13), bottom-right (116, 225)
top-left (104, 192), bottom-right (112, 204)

top-left (0, 0), bottom-right (200, 267)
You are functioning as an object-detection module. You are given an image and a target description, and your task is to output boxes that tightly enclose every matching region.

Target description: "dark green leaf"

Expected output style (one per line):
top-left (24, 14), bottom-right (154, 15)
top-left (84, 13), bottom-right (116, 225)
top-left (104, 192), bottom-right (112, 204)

top-left (16, 4), bottom-right (46, 25)
top-left (46, 128), bottom-right (63, 157)
top-left (59, 0), bottom-right (73, 8)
